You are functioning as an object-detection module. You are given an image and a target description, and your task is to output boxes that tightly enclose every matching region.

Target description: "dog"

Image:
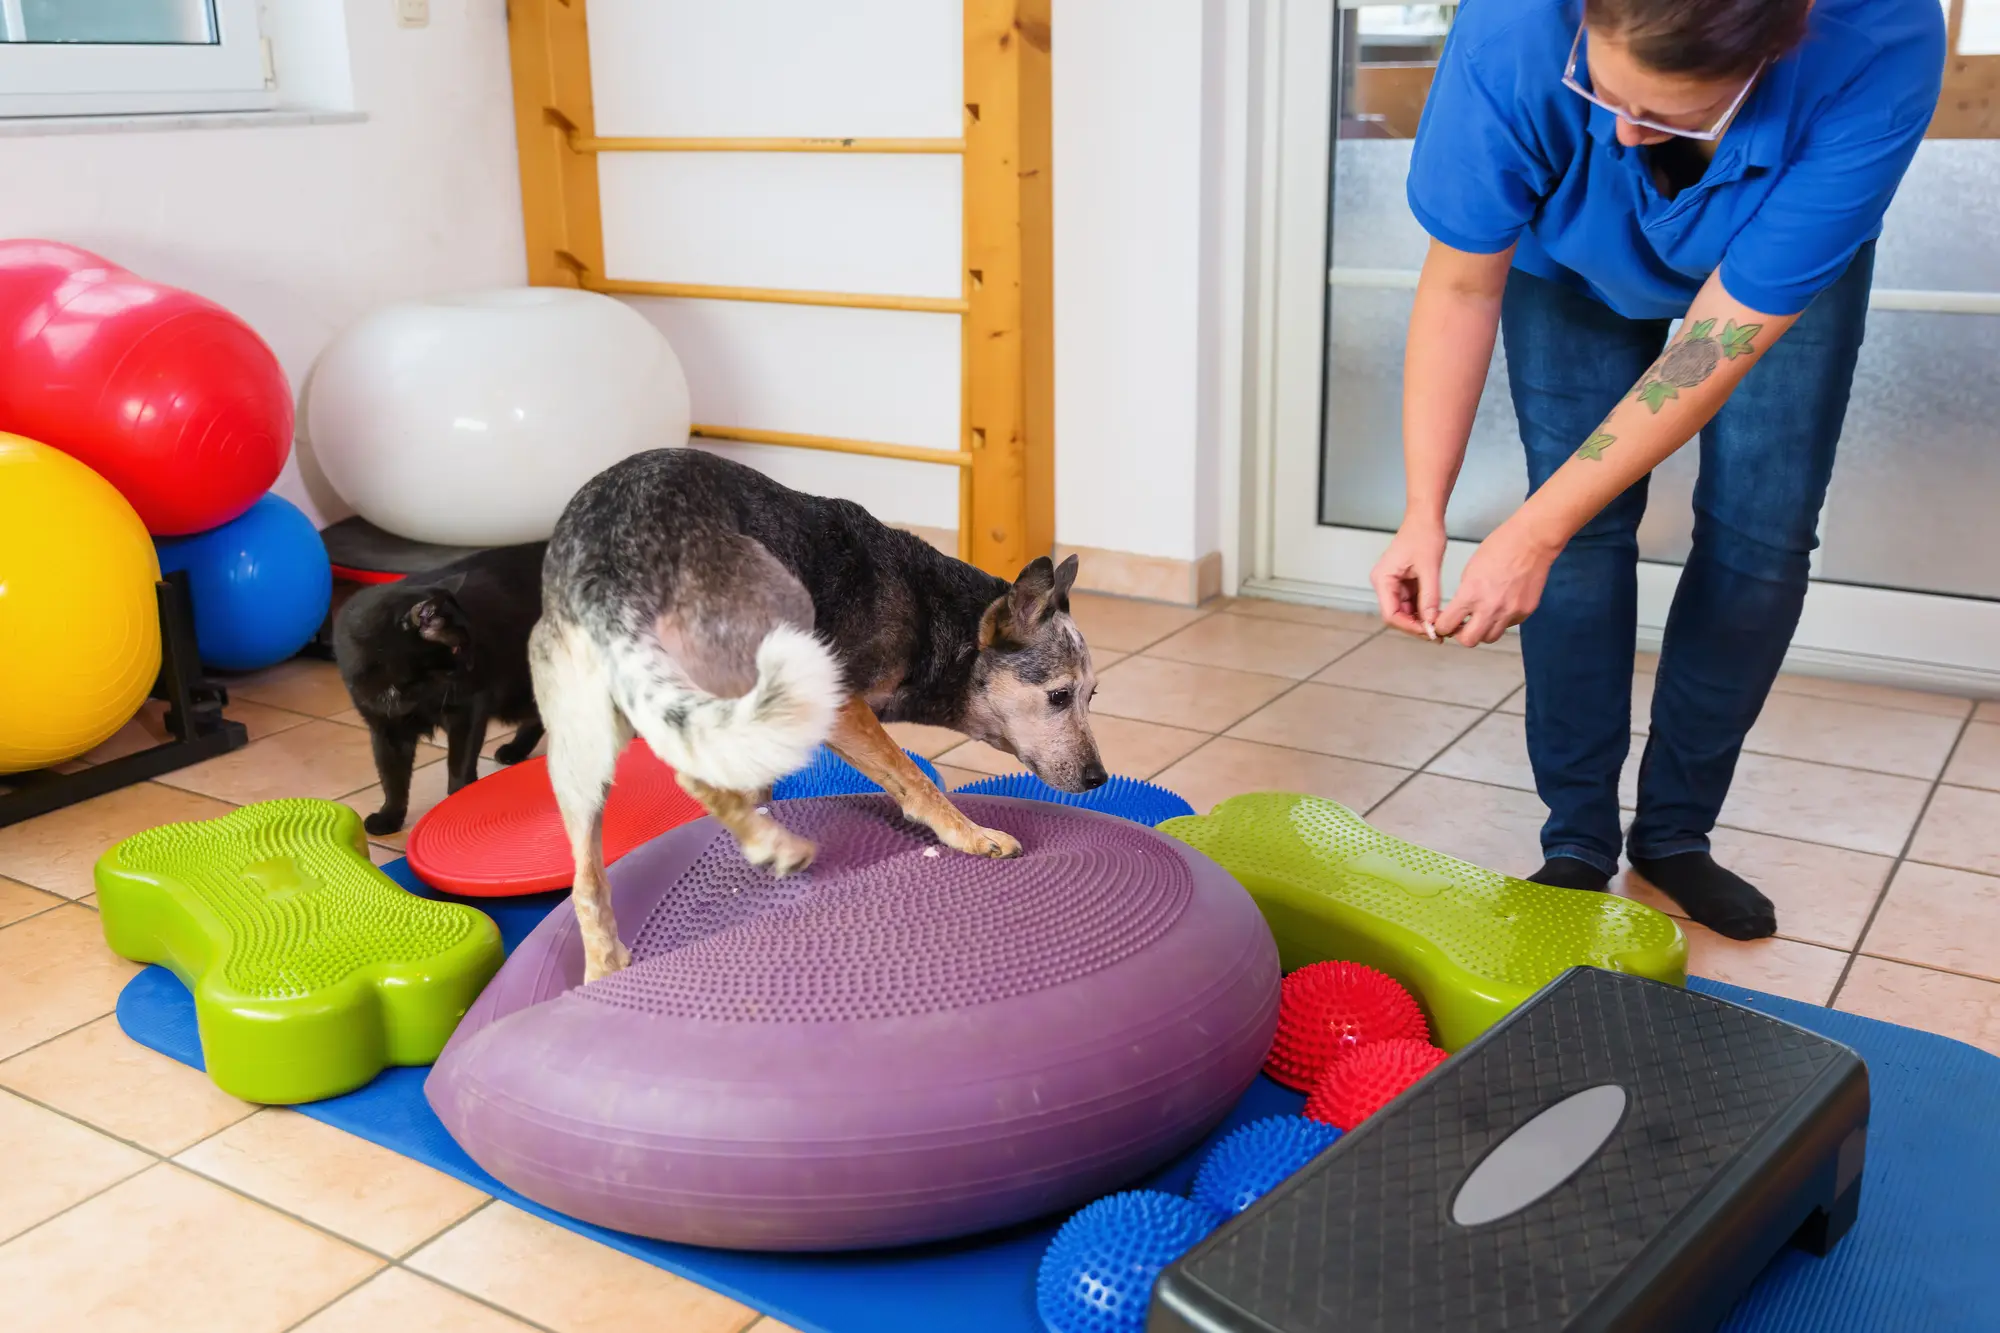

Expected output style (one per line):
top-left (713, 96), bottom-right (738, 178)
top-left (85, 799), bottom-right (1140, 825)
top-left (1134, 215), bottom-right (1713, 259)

top-left (532, 448), bottom-right (1108, 981)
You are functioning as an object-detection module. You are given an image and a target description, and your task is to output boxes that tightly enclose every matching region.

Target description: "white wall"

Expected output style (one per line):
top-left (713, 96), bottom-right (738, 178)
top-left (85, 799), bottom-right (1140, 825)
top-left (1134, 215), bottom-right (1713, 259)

top-left (0, 0), bottom-right (527, 528)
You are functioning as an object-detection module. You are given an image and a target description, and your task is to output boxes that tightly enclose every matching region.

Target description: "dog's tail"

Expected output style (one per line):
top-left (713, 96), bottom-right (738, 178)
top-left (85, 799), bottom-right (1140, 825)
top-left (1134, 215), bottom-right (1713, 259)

top-left (605, 624), bottom-right (843, 793)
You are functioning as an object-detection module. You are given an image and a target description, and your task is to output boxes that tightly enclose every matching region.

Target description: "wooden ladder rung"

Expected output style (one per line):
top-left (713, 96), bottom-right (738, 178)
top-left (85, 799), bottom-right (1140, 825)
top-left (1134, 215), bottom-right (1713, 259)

top-left (690, 425), bottom-right (973, 468)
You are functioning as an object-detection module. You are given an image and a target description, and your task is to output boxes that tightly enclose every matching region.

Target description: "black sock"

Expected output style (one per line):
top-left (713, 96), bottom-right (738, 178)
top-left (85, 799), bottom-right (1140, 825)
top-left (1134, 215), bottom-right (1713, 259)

top-left (1527, 856), bottom-right (1611, 893)
top-left (1629, 851), bottom-right (1776, 940)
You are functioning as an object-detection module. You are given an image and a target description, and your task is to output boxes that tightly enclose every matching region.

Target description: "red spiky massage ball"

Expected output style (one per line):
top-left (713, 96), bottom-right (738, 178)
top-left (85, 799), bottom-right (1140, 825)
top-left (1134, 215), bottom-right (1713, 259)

top-left (1264, 960), bottom-right (1430, 1091)
top-left (1303, 1038), bottom-right (1450, 1131)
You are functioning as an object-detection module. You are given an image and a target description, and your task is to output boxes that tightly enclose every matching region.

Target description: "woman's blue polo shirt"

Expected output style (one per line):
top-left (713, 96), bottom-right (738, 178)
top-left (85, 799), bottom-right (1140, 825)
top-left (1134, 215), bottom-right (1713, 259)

top-left (1406, 0), bottom-right (1945, 319)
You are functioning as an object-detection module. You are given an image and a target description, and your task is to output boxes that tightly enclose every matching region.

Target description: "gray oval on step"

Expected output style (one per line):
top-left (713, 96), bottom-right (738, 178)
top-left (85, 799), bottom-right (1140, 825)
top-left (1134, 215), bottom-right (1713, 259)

top-left (1451, 1083), bottom-right (1629, 1227)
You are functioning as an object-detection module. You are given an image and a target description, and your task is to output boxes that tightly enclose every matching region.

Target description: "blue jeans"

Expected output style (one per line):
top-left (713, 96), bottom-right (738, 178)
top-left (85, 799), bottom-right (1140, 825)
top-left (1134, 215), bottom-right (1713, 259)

top-left (1501, 246), bottom-right (1874, 875)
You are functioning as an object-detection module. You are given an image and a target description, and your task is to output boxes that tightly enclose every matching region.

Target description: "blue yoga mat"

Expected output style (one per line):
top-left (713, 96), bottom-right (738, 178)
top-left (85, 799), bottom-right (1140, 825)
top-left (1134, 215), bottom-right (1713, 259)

top-left (116, 859), bottom-right (2000, 1333)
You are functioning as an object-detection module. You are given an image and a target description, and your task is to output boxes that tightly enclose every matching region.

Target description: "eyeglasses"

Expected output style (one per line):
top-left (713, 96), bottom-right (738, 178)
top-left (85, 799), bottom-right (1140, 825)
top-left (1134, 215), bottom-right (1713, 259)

top-left (1562, 23), bottom-right (1762, 142)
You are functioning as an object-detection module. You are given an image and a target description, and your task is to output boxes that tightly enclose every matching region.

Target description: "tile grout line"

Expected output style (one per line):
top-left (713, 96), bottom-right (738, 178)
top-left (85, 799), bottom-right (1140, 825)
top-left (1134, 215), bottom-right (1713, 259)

top-left (1826, 710), bottom-right (1978, 1010)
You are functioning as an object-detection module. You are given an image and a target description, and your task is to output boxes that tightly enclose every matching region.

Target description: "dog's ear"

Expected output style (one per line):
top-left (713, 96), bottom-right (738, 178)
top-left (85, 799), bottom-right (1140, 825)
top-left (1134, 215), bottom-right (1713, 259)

top-left (408, 591), bottom-right (469, 649)
top-left (1050, 554), bottom-right (1079, 609)
top-left (980, 555), bottom-right (1069, 650)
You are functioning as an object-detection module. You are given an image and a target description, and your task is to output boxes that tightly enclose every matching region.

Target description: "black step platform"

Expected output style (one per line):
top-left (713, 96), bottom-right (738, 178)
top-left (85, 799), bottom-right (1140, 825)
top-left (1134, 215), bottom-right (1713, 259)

top-left (320, 515), bottom-right (488, 581)
top-left (1151, 967), bottom-right (1868, 1333)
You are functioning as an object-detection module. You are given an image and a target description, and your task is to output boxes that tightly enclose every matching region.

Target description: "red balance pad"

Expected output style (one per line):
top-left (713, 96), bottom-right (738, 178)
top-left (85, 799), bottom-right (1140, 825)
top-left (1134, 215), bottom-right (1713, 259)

top-left (405, 739), bottom-right (706, 896)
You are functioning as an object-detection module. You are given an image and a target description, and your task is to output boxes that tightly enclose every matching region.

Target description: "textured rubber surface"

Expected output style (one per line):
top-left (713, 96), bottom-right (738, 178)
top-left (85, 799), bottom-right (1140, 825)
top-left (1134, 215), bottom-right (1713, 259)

top-left (951, 772), bottom-right (1195, 826)
top-left (427, 795), bottom-right (1280, 1250)
top-left (116, 859), bottom-right (2000, 1333)
top-left (1266, 960), bottom-right (1428, 1091)
top-left (1037, 1192), bottom-right (1221, 1333)
top-left (95, 799), bottom-right (502, 1103)
top-left (1190, 1117), bottom-right (1343, 1218)
top-left (406, 738), bottom-right (705, 896)
top-left (1163, 793), bottom-right (1687, 1049)
top-left (1303, 1039), bottom-right (1450, 1132)
top-left (1156, 969), bottom-right (1873, 1333)
top-left (771, 744), bottom-right (942, 799)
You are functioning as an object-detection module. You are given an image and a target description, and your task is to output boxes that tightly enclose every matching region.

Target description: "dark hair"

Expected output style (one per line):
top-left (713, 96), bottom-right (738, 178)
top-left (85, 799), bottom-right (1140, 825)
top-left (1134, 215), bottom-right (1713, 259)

top-left (1583, 0), bottom-right (1811, 80)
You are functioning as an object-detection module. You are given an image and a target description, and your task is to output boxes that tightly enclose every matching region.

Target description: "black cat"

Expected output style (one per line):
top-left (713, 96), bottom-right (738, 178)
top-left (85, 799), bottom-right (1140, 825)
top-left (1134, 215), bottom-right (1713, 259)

top-left (333, 543), bottom-right (547, 836)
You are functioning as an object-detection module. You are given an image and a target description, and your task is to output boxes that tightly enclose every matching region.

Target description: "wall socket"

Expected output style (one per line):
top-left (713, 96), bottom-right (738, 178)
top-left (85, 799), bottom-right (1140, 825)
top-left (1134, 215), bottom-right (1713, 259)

top-left (397, 0), bottom-right (429, 28)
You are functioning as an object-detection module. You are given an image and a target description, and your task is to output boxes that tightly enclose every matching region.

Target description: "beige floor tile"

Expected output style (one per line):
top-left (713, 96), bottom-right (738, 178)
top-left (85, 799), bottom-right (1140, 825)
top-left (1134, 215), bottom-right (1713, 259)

top-left (1768, 672), bottom-right (1972, 720)
top-left (939, 715), bottom-right (1206, 783)
top-left (1681, 926), bottom-right (1847, 1005)
top-left (1426, 712), bottom-right (1643, 805)
top-left (1614, 827), bottom-right (1891, 952)
top-left (1067, 593), bottom-right (1213, 653)
top-left (0, 905), bottom-right (143, 1061)
top-left (77, 893), bottom-right (96, 909)
top-left (1716, 753), bottom-right (1930, 857)
top-left (328, 708), bottom-right (368, 730)
top-left (221, 658), bottom-right (356, 718)
top-left (158, 721), bottom-right (443, 807)
top-left (0, 1016), bottom-right (253, 1155)
top-left (751, 1321), bottom-right (806, 1333)
top-left (1228, 683), bottom-right (1483, 771)
top-left (0, 1089), bottom-right (152, 1242)
top-left (884, 722), bottom-right (969, 759)
top-left (0, 1163), bottom-right (381, 1333)
top-left (937, 764), bottom-right (990, 791)
top-left (1496, 671), bottom-right (1654, 735)
top-left (1742, 691), bottom-right (1963, 780)
top-left (77, 700), bottom-right (315, 765)
top-left (1312, 635), bottom-right (1523, 709)
top-left (341, 757), bottom-right (494, 852)
top-left (1836, 956), bottom-right (2000, 1055)
top-left (1861, 862), bottom-right (2000, 982)
top-left (1909, 784), bottom-right (2000, 877)
top-left (1226, 599), bottom-right (1381, 631)
top-left (294, 1268), bottom-right (539, 1333)
top-left (1146, 615), bottom-right (1371, 680)
top-left (408, 1201), bottom-right (756, 1333)
top-left (1975, 699), bottom-right (2000, 723)
top-left (0, 783), bottom-right (236, 900)
top-left (177, 1110), bottom-right (486, 1257)
top-left (931, 740), bottom-right (1022, 777)
top-left (1943, 722), bottom-right (2000, 792)
top-left (1364, 775), bottom-right (1550, 878)
top-left (1091, 656), bottom-right (1292, 734)
top-left (0, 876), bottom-right (62, 928)
top-left (1153, 738), bottom-right (1409, 817)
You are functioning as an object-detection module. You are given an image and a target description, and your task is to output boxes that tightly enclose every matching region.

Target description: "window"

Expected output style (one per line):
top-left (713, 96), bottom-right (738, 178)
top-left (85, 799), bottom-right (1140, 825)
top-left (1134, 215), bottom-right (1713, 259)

top-left (0, 0), bottom-right (270, 118)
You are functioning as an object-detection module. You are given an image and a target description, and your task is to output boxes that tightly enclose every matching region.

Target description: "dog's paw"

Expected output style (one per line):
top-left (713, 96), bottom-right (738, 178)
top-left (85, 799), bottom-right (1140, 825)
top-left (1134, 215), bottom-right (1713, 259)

top-left (494, 738), bottom-right (535, 765)
top-left (744, 826), bottom-right (817, 879)
top-left (363, 809), bottom-right (405, 837)
top-left (954, 824), bottom-right (1022, 860)
top-left (582, 938), bottom-right (631, 984)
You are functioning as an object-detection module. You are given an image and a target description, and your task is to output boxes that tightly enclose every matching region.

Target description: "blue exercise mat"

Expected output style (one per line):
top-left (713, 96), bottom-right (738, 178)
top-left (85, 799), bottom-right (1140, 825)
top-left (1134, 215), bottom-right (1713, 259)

top-left (115, 870), bottom-right (2000, 1332)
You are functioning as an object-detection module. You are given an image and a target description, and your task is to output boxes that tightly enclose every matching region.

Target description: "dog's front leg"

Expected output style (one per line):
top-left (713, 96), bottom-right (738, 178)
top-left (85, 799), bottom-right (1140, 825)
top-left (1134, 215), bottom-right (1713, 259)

top-left (828, 699), bottom-right (1021, 859)
top-left (677, 774), bottom-right (817, 876)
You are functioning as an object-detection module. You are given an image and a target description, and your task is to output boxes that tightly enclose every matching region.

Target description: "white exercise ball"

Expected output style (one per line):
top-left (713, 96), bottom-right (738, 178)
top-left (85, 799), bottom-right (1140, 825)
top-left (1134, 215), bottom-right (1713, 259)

top-left (306, 288), bottom-right (689, 546)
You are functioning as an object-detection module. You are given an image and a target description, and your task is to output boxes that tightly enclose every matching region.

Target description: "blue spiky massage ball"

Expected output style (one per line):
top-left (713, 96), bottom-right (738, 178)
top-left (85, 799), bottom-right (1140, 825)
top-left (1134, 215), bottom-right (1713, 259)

top-left (770, 744), bottom-right (941, 799)
top-left (952, 772), bottom-right (1195, 827)
top-left (1190, 1115), bottom-right (1343, 1218)
top-left (1036, 1190), bottom-right (1221, 1333)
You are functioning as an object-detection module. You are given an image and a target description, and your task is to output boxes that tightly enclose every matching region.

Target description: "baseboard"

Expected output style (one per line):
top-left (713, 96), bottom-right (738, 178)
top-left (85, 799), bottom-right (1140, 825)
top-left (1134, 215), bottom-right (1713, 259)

top-left (1054, 544), bottom-right (1224, 607)
top-left (1242, 575), bottom-right (2000, 700)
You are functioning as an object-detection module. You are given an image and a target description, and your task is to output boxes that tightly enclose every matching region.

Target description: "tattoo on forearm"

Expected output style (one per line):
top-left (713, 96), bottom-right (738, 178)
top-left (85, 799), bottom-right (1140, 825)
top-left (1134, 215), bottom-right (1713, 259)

top-left (1632, 318), bottom-right (1762, 413)
top-left (1576, 429), bottom-right (1616, 461)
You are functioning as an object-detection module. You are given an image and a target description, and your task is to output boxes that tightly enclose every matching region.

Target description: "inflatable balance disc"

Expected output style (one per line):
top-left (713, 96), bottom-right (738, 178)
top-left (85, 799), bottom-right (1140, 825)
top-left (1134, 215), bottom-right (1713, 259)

top-left (406, 740), bottom-right (704, 897)
top-left (426, 795), bottom-right (1281, 1251)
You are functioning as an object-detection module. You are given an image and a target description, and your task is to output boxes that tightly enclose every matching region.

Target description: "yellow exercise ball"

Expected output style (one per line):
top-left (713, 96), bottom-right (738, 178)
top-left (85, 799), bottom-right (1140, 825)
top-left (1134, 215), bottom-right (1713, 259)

top-left (0, 432), bottom-right (162, 773)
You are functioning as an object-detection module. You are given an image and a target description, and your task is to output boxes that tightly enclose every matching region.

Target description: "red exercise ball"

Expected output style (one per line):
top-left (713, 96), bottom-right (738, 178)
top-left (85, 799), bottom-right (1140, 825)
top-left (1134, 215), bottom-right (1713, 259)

top-left (1303, 1038), bottom-right (1450, 1132)
top-left (1265, 960), bottom-right (1430, 1091)
top-left (0, 240), bottom-right (292, 536)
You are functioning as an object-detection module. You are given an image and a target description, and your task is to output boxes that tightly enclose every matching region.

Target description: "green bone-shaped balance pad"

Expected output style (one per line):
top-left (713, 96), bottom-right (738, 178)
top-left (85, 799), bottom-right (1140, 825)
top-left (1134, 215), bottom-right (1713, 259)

top-left (1162, 793), bottom-right (1687, 1050)
top-left (96, 799), bottom-right (503, 1104)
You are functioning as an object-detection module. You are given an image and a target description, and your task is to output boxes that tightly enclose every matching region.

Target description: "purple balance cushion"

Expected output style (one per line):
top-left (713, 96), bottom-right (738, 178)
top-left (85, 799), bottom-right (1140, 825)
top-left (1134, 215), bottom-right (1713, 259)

top-left (426, 795), bottom-right (1279, 1252)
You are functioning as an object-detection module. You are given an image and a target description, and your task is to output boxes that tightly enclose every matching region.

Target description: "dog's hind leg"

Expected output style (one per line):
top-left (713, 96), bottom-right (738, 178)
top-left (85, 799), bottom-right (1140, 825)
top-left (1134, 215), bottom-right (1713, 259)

top-left (829, 698), bottom-right (1021, 859)
top-left (531, 618), bottom-right (633, 982)
top-left (674, 774), bottom-right (817, 877)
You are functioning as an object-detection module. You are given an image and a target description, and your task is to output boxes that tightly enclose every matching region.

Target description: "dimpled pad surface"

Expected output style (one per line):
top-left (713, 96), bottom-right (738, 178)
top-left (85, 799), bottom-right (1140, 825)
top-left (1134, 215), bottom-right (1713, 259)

top-left (96, 799), bottom-right (502, 1104)
top-left (426, 795), bottom-right (1280, 1251)
top-left (1162, 792), bottom-right (1686, 1049)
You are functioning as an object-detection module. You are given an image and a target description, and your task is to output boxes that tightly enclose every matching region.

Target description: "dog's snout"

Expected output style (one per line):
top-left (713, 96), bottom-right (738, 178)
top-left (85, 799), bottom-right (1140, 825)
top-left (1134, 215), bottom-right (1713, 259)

top-left (1080, 761), bottom-right (1108, 791)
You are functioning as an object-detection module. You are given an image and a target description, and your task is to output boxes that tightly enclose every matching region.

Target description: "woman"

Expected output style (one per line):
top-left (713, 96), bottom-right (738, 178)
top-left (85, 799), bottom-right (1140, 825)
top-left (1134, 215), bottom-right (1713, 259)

top-left (1371, 0), bottom-right (1944, 939)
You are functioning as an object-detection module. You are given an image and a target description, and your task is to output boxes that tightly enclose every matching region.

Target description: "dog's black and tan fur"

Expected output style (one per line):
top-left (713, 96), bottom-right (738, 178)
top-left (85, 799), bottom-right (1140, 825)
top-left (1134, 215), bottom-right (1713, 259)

top-left (533, 448), bottom-right (1106, 980)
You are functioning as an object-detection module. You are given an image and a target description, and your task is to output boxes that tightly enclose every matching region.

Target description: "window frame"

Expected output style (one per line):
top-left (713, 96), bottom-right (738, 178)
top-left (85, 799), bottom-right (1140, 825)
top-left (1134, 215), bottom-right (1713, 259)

top-left (0, 0), bottom-right (270, 119)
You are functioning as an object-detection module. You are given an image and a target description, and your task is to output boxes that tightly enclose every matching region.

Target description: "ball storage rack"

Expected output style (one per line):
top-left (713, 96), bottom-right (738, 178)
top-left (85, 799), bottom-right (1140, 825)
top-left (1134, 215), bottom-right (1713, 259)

top-left (0, 571), bottom-right (249, 827)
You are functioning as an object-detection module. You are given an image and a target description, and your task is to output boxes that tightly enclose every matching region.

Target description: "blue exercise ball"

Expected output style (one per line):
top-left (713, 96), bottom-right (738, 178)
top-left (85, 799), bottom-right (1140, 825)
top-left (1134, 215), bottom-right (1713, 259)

top-left (155, 492), bottom-right (331, 671)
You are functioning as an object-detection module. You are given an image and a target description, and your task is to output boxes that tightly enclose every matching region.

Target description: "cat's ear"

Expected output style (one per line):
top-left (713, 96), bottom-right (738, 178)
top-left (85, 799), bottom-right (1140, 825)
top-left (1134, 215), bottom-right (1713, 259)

top-left (408, 593), bottom-right (469, 648)
top-left (431, 572), bottom-right (469, 595)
